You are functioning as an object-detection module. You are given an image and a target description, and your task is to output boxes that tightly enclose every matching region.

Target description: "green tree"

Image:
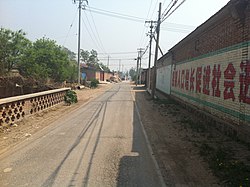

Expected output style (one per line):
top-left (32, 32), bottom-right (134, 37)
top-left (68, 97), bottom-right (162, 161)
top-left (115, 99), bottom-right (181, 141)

top-left (0, 28), bottom-right (31, 75)
top-left (80, 49), bottom-right (90, 63)
top-left (80, 49), bottom-right (99, 68)
top-left (129, 67), bottom-right (137, 81)
top-left (19, 38), bottom-right (76, 82)
top-left (80, 49), bottom-right (110, 72)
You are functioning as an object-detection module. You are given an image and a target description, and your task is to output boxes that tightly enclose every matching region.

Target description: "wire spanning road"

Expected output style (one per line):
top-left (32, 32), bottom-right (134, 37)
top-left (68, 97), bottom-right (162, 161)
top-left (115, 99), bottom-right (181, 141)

top-left (0, 82), bottom-right (165, 187)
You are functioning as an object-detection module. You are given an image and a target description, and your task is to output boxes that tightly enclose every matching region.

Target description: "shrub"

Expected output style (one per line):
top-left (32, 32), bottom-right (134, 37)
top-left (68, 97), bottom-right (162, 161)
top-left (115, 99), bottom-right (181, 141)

top-left (64, 90), bottom-right (77, 104)
top-left (90, 78), bottom-right (99, 88)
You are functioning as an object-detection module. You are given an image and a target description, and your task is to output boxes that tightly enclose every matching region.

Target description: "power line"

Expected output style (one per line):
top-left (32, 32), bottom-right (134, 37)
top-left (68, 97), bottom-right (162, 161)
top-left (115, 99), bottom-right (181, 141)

top-left (162, 0), bottom-right (175, 17)
top-left (88, 6), bottom-right (145, 21)
top-left (139, 0), bottom-right (154, 47)
top-left (161, 22), bottom-right (195, 30)
top-left (161, 27), bottom-right (192, 33)
top-left (81, 16), bottom-right (101, 51)
top-left (83, 11), bottom-right (105, 53)
top-left (87, 7), bottom-right (108, 54)
top-left (162, 0), bottom-right (186, 23)
top-left (85, 7), bottom-right (145, 23)
top-left (161, 0), bottom-right (178, 21)
top-left (63, 9), bottom-right (78, 46)
top-left (99, 57), bottom-right (136, 60)
top-left (99, 51), bottom-right (137, 55)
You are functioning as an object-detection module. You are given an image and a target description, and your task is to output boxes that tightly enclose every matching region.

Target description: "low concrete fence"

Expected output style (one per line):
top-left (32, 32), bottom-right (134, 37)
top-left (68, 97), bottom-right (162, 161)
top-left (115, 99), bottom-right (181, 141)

top-left (0, 88), bottom-right (70, 127)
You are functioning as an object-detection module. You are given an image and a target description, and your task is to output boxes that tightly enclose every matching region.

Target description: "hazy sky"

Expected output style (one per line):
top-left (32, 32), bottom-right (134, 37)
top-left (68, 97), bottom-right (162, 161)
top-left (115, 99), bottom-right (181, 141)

top-left (0, 0), bottom-right (230, 71)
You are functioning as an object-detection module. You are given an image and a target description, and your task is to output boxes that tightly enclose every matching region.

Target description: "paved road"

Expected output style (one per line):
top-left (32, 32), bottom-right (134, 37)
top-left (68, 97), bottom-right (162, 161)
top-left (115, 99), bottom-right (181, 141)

top-left (0, 83), bottom-right (165, 187)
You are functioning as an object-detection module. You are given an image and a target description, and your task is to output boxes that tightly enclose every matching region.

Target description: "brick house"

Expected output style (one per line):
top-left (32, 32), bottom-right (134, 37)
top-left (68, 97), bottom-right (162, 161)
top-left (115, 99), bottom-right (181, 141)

top-left (81, 64), bottom-right (113, 81)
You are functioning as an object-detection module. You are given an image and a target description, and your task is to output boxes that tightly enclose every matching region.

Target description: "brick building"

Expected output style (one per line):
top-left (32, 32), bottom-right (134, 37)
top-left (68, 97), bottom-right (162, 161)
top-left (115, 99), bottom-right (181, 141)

top-left (156, 0), bottom-right (250, 129)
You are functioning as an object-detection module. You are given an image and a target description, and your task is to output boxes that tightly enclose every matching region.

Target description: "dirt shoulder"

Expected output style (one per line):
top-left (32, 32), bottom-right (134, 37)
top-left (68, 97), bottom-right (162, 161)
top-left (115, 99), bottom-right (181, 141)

top-left (133, 85), bottom-right (250, 187)
top-left (0, 83), bottom-right (112, 155)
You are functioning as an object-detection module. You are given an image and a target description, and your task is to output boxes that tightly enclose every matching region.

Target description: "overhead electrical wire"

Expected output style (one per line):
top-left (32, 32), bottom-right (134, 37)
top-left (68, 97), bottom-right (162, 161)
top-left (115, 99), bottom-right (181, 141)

top-left (162, 0), bottom-right (186, 23)
top-left (85, 6), bottom-right (145, 23)
top-left (89, 6), bottom-right (145, 21)
top-left (63, 9), bottom-right (78, 46)
top-left (87, 7), bottom-right (108, 54)
top-left (161, 0), bottom-right (178, 22)
top-left (81, 16), bottom-right (101, 52)
top-left (161, 22), bottom-right (195, 30)
top-left (99, 51), bottom-right (137, 55)
top-left (138, 0), bottom-right (154, 47)
top-left (83, 11), bottom-right (106, 53)
top-left (99, 58), bottom-right (136, 61)
top-left (161, 0), bottom-right (175, 18)
top-left (81, 3), bottom-right (189, 63)
top-left (161, 27), bottom-right (192, 33)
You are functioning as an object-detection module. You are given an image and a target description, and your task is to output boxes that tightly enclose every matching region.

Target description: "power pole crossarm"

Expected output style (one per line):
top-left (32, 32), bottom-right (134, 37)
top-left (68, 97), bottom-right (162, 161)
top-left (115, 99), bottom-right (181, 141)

top-left (145, 20), bottom-right (157, 89)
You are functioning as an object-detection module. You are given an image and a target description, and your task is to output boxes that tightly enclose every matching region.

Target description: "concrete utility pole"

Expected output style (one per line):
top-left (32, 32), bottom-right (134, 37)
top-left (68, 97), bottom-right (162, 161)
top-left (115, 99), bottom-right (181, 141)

top-left (151, 2), bottom-right (162, 99)
top-left (136, 55), bottom-right (139, 86)
top-left (145, 20), bottom-right (157, 90)
top-left (73, 0), bottom-right (88, 85)
top-left (107, 55), bottom-right (110, 68)
top-left (137, 48), bottom-right (144, 85)
top-left (119, 59), bottom-right (121, 73)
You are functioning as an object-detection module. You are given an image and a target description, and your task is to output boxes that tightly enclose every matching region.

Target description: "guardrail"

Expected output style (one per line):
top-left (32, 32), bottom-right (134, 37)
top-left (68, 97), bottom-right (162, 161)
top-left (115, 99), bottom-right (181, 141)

top-left (0, 88), bottom-right (70, 127)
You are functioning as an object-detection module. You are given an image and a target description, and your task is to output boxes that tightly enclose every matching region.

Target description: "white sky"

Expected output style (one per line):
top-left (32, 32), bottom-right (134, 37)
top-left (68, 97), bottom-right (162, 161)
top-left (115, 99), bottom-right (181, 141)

top-left (0, 0), bottom-right (230, 71)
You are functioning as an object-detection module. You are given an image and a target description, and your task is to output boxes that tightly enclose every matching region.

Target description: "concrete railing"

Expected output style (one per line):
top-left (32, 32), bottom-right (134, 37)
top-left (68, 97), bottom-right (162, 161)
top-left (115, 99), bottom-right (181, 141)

top-left (0, 88), bottom-right (70, 127)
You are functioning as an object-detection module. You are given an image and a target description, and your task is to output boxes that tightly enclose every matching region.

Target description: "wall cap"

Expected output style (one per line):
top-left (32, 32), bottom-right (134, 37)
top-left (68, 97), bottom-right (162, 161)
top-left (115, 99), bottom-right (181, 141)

top-left (0, 88), bottom-right (71, 105)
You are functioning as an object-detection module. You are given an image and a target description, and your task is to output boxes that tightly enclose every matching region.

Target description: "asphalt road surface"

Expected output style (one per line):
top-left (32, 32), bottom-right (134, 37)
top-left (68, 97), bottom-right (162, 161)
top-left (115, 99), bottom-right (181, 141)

top-left (0, 83), bottom-right (165, 187)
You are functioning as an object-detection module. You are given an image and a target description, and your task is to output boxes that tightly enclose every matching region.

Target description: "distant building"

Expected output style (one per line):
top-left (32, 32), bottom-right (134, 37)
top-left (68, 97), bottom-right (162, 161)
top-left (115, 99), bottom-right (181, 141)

top-left (80, 64), bottom-right (113, 81)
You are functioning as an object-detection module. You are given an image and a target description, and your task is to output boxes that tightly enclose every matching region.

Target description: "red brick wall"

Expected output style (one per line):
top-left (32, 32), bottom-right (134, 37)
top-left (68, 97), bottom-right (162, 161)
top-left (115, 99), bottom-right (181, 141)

top-left (171, 0), bottom-right (249, 63)
top-left (169, 0), bottom-right (250, 126)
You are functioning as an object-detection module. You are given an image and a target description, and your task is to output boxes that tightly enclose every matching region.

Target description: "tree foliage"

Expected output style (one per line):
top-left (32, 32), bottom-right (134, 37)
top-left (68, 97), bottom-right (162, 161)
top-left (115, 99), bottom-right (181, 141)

top-left (0, 28), bottom-right (77, 83)
top-left (0, 28), bottom-right (30, 75)
top-left (129, 67), bottom-right (137, 81)
top-left (18, 38), bottom-right (77, 82)
top-left (80, 49), bottom-right (110, 72)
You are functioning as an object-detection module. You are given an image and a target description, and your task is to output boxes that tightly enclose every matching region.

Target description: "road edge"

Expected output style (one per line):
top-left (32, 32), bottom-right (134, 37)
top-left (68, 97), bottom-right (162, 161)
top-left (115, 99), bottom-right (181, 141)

top-left (131, 86), bottom-right (167, 187)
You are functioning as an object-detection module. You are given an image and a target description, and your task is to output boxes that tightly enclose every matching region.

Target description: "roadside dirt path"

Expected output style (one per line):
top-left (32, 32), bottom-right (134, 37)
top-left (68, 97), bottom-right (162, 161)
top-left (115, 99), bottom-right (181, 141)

top-left (134, 85), bottom-right (250, 187)
top-left (133, 86), bottom-right (220, 186)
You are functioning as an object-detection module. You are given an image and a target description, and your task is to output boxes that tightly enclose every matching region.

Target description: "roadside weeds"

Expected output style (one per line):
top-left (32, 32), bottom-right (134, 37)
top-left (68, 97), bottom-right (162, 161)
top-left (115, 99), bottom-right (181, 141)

top-left (153, 95), bottom-right (250, 187)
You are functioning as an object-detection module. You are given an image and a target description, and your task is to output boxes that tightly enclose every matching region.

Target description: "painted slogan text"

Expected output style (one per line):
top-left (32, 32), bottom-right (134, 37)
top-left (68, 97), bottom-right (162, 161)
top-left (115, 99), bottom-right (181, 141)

top-left (172, 60), bottom-right (250, 104)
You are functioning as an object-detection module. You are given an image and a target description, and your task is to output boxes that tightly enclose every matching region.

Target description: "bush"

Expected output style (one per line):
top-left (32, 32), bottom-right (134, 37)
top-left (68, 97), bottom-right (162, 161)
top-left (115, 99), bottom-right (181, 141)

top-left (64, 90), bottom-right (77, 104)
top-left (90, 78), bottom-right (99, 88)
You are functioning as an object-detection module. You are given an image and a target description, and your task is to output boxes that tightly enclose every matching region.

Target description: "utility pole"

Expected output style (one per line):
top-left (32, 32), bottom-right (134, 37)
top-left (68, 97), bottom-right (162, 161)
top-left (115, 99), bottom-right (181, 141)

top-left (136, 54), bottom-right (139, 86)
top-left (151, 2), bottom-right (162, 99)
top-left (145, 20), bottom-right (157, 90)
top-left (137, 48), bottom-right (144, 85)
top-left (73, 0), bottom-right (88, 85)
top-left (119, 59), bottom-right (121, 73)
top-left (107, 55), bottom-right (110, 68)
